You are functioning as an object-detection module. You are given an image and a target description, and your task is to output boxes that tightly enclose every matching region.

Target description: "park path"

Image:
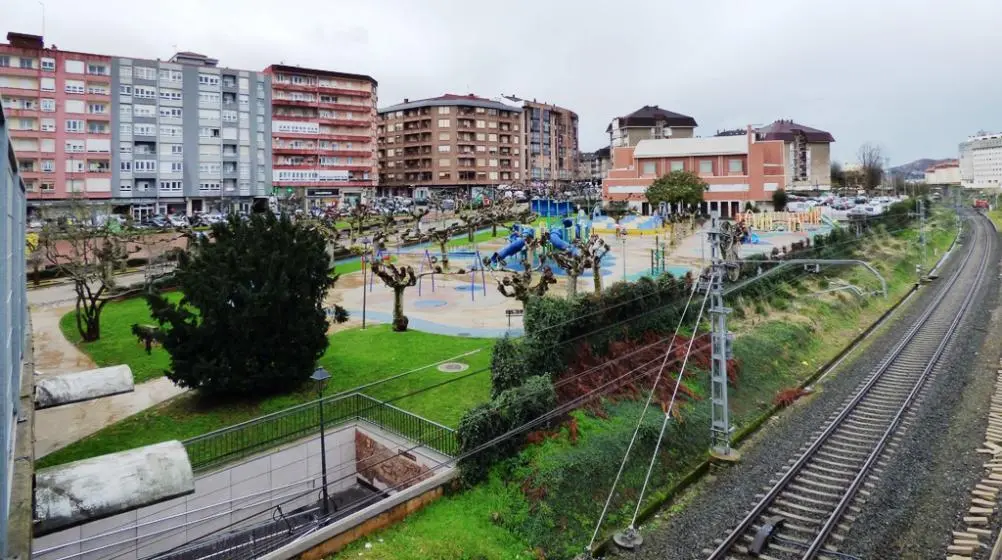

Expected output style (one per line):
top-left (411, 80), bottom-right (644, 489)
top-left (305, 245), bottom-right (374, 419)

top-left (31, 304), bottom-right (186, 458)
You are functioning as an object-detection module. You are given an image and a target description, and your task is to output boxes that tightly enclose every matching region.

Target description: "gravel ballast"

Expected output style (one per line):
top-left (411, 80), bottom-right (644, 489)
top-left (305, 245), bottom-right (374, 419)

top-left (618, 218), bottom-right (993, 560)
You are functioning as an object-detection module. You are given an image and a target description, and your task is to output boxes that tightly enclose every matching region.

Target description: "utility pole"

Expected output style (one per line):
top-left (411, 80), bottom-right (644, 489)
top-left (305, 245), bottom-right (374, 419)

top-left (705, 213), bottom-right (735, 458)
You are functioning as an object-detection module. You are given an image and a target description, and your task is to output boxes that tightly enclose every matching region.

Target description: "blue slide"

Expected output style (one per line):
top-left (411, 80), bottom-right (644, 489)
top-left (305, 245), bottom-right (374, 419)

top-left (548, 229), bottom-right (580, 257)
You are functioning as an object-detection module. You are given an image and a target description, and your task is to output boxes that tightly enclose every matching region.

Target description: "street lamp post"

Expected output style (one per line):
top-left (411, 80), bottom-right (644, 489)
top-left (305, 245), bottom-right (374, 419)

top-left (312, 367), bottom-right (332, 515)
top-left (361, 237), bottom-right (371, 329)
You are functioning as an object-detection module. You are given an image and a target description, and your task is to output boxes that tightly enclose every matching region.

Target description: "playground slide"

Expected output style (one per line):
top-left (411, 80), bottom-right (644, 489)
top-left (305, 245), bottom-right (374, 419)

top-left (486, 238), bottom-right (526, 265)
top-left (548, 230), bottom-right (580, 257)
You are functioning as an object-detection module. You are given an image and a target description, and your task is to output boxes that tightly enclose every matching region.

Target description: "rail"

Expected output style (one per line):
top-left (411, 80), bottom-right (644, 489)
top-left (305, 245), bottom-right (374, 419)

top-left (707, 214), bottom-right (990, 559)
top-left (181, 392), bottom-right (457, 473)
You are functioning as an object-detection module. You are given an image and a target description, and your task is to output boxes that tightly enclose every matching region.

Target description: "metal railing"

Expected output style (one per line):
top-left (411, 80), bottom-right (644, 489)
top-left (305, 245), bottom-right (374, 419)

top-left (181, 392), bottom-right (458, 473)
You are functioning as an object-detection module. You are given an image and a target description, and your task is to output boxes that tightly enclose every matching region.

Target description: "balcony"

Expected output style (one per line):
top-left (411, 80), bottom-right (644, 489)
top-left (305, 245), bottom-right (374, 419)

top-left (318, 117), bottom-right (370, 128)
top-left (3, 107), bottom-right (39, 117)
top-left (271, 81), bottom-right (317, 92)
top-left (273, 97), bottom-right (317, 107)
top-left (0, 65), bottom-right (40, 77)
top-left (271, 113), bottom-right (318, 122)
top-left (315, 84), bottom-right (371, 98)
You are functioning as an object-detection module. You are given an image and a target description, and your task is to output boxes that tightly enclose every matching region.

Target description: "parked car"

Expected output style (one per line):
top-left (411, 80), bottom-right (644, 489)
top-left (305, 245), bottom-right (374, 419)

top-left (143, 215), bottom-right (170, 229)
top-left (168, 214), bottom-right (190, 228)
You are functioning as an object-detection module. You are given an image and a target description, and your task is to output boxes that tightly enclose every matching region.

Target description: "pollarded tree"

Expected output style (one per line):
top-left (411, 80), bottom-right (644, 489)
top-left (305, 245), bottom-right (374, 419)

top-left (586, 235), bottom-right (612, 294)
top-left (370, 262), bottom-right (439, 332)
top-left (645, 169), bottom-right (708, 216)
top-left (496, 261), bottom-right (557, 304)
top-left (145, 213), bottom-right (343, 396)
top-left (428, 225), bottom-right (461, 271)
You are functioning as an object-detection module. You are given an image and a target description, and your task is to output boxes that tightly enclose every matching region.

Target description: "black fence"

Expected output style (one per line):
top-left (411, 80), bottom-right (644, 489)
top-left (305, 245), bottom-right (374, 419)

top-left (182, 392), bottom-right (458, 473)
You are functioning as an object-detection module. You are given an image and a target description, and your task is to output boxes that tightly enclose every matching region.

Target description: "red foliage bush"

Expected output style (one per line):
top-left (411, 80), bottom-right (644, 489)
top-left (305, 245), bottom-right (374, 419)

top-left (773, 387), bottom-right (809, 408)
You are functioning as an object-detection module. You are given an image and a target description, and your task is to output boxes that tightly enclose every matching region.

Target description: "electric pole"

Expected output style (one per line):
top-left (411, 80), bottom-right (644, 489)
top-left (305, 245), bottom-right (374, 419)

top-left (705, 212), bottom-right (735, 458)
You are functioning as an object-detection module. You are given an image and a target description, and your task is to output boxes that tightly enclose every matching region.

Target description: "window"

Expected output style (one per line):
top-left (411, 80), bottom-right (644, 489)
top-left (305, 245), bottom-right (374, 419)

top-left (476, 133), bottom-right (486, 141)
top-left (728, 158), bottom-right (743, 174)
top-left (159, 125), bottom-right (182, 137)
top-left (642, 162), bottom-right (656, 175)
top-left (199, 182), bottom-right (221, 192)
top-left (160, 89), bottom-right (182, 101)
top-left (41, 58), bottom-right (55, 71)
top-left (86, 138), bottom-right (110, 152)
top-left (488, 134), bottom-right (497, 142)
top-left (133, 66), bottom-right (157, 80)
top-left (437, 119), bottom-right (451, 128)
top-left (439, 158), bottom-right (451, 167)
top-left (438, 132), bottom-right (450, 141)
top-left (438, 145), bottom-right (451, 153)
top-left (670, 161), bottom-right (684, 172)
top-left (119, 66), bottom-right (132, 80)
top-left (161, 161), bottom-right (183, 173)
top-left (159, 69), bottom-right (183, 82)
top-left (489, 159), bottom-right (498, 167)
top-left (475, 145), bottom-right (486, 152)
top-left (66, 159), bottom-right (84, 173)
top-left (87, 122), bottom-right (108, 134)
top-left (199, 109), bottom-right (220, 120)
top-left (199, 127), bottom-right (220, 138)
top-left (199, 162), bottom-right (221, 174)
top-left (222, 110), bottom-right (238, 122)
top-left (119, 182), bottom-right (132, 192)
top-left (65, 119), bottom-right (84, 133)
top-left (65, 80), bottom-right (85, 94)
top-left (65, 60), bottom-right (85, 73)
top-left (40, 139), bottom-right (55, 152)
top-left (88, 103), bottom-right (107, 114)
top-left (134, 160), bottom-right (157, 172)
top-left (439, 172), bottom-right (451, 180)
top-left (238, 94), bottom-right (249, 108)
top-left (699, 160), bottom-right (713, 175)
top-left (133, 104), bottom-right (155, 118)
top-left (41, 160), bottom-right (54, 172)
top-left (198, 73), bottom-right (220, 87)
top-left (477, 158), bottom-right (486, 166)
top-left (40, 98), bottom-right (56, 112)
top-left (120, 160), bottom-right (132, 172)
top-left (476, 120), bottom-right (486, 129)
top-left (133, 123), bottom-right (156, 136)
top-left (159, 180), bottom-right (183, 192)
top-left (120, 142), bottom-right (132, 154)
top-left (0, 56), bottom-right (7, 67)
top-left (198, 92), bottom-right (220, 105)
top-left (489, 171), bottom-right (499, 180)
top-left (64, 99), bottom-right (85, 113)
top-left (87, 63), bottom-right (108, 75)
top-left (159, 107), bottom-right (182, 119)
top-left (133, 86), bottom-right (156, 99)
top-left (438, 106), bottom-right (450, 115)
top-left (40, 77), bottom-right (55, 92)
top-left (119, 84), bottom-right (132, 96)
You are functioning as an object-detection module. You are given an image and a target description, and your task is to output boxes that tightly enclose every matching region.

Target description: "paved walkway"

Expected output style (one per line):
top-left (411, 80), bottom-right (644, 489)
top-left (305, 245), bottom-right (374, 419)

top-left (31, 304), bottom-right (186, 459)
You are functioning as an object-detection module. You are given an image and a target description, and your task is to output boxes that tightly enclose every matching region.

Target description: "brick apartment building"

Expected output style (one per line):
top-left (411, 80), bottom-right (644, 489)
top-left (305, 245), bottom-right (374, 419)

top-left (603, 120), bottom-right (834, 215)
top-left (376, 94), bottom-right (523, 199)
top-left (0, 31), bottom-right (379, 217)
top-left (501, 95), bottom-right (579, 185)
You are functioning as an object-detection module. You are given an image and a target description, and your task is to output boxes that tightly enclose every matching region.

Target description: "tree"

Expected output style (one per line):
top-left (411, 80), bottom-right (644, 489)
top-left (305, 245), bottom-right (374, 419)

top-left (645, 170), bottom-right (708, 214)
top-left (604, 201), bottom-right (631, 224)
top-left (347, 203), bottom-right (373, 239)
top-left (370, 262), bottom-right (438, 332)
top-left (407, 207), bottom-right (430, 237)
top-left (458, 208), bottom-right (481, 243)
top-left (428, 225), bottom-right (460, 271)
top-left (830, 161), bottom-right (845, 189)
top-left (772, 188), bottom-right (789, 211)
top-left (484, 197), bottom-right (516, 237)
top-left (858, 143), bottom-right (885, 192)
top-left (146, 213), bottom-right (340, 396)
top-left (586, 235), bottom-right (612, 294)
top-left (43, 208), bottom-right (136, 342)
top-left (496, 261), bottom-right (557, 304)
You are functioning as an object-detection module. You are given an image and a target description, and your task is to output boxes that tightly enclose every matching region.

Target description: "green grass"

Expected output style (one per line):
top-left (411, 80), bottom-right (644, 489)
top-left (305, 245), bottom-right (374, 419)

top-left (988, 209), bottom-right (1002, 231)
top-left (39, 324), bottom-right (493, 468)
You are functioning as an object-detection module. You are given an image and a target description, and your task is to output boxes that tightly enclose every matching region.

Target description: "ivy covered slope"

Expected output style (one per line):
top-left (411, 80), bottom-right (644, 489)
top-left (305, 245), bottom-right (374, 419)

top-left (337, 202), bottom-right (955, 560)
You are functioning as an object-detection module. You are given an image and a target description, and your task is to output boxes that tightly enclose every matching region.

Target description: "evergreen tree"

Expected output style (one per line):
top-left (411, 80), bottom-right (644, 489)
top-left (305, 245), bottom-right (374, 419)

top-left (146, 213), bottom-right (339, 396)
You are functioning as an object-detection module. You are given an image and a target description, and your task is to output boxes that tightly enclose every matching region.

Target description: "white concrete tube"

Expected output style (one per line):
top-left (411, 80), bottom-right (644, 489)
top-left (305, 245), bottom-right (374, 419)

top-left (34, 441), bottom-right (195, 536)
top-left (34, 365), bottom-right (134, 409)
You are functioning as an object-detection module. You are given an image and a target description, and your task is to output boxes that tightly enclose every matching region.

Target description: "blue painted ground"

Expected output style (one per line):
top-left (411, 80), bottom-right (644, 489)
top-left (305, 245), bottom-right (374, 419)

top-left (342, 309), bottom-right (523, 338)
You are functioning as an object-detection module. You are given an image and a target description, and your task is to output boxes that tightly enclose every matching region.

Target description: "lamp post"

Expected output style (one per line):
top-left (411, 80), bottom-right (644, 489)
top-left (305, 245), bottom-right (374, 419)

top-left (311, 367), bottom-right (332, 515)
top-left (361, 237), bottom-right (371, 329)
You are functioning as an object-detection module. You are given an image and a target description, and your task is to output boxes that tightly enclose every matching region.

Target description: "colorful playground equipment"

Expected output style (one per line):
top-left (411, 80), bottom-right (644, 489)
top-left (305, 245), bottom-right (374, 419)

top-left (740, 207), bottom-right (822, 232)
top-left (483, 218), bottom-right (584, 272)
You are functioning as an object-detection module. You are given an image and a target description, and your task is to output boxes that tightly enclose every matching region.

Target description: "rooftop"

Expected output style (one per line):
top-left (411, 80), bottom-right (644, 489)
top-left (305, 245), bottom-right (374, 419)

top-left (378, 93), bottom-right (522, 115)
top-left (755, 119), bottom-right (835, 143)
top-left (633, 136), bottom-right (748, 159)
top-left (264, 64), bottom-right (377, 86)
top-left (606, 105), bottom-right (698, 132)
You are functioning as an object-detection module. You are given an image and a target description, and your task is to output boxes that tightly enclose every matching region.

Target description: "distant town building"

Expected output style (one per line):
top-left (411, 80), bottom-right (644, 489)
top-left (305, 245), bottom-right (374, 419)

top-left (924, 159), bottom-right (961, 186)
top-left (959, 132), bottom-right (1002, 189)
top-left (603, 120), bottom-right (835, 215)
top-left (263, 65), bottom-right (378, 210)
top-left (579, 146), bottom-right (611, 181)
top-left (376, 93), bottom-right (523, 197)
top-left (607, 105), bottom-right (697, 148)
top-left (500, 95), bottom-right (579, 185)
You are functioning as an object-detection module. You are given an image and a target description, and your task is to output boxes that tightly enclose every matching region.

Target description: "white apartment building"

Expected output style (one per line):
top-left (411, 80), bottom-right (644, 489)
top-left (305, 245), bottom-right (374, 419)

top-left (959, 132), bottom-right (1002, 189)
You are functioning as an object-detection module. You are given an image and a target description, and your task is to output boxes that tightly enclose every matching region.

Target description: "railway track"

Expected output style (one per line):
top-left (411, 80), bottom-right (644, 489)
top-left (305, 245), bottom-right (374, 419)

top-left (706, 215), bottom-right (993, 560)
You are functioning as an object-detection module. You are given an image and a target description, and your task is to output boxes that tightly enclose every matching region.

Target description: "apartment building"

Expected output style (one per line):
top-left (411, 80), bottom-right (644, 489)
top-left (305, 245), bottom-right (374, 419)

top-left (603, 120), bottom-right (835, 215)
top-left (263, 65), bottom-right (377, 209)
top-left (925, 159), bottom-right (961, 186)
top-left (579, 146), bottom-right (611, 181)
top-left (377, 94), bottom-right (523, 197)
top-left (0, 32), bottom-right (114, 206)
top-left (500, 95), bottom-right (579, 185)
top-left (607, 105), bottom-right (698, 148)
top-left (112, 52), bottom-right (272, 219)
top-left (959, 132), bottom-right (1002, 189)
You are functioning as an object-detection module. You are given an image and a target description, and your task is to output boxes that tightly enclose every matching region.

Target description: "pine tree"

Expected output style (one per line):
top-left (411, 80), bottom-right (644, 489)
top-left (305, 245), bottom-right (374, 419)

top-left (146, 213), bottom-right (340, 396)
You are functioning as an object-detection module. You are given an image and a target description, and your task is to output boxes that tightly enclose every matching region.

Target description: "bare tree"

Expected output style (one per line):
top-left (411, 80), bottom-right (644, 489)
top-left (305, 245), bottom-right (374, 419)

top-left (857, 143), bottom-right (885, 192)
top-left (427, 225), bottom-right (461, 271)
top-left (370, 262), bottom-right (439, 332)
top-left (830, 160), bottom-right (845, 189)
top-left (496, 261), bottom-right (557, 304)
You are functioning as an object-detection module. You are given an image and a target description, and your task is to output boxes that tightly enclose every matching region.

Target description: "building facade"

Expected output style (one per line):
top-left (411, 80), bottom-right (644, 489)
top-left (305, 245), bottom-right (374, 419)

top-left (959, 132), bottom-right (1002, 189)
top-left (500, 95), bottom-right (579, 185)
top-left (603, 121), bottom-right (835, 215)
top-left (263, 65), bottom-right (377, 209)
top-left (111, 52), bottom-right (272, 219)
top-left (377, 94), bottom-right (523, 197)
top-left (925, 159), bottom-right (961, 186)
top-left (0, 32), bottom-right (114, 207)
top-left (579, 146), bottom-right (611, 181)
top-left (607, 105), bottom-right (697, 148)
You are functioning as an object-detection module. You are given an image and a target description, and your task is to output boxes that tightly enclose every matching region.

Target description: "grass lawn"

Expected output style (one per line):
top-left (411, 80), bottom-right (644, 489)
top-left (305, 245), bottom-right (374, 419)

top-left (40, 324), bottom-right (494, 468)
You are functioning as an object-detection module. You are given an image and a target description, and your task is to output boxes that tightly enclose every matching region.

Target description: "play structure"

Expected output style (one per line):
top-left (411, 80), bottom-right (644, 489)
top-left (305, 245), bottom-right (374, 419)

top-left (483, 218), bottom-right (589, 273)
top-left (530, 199), bottom-right (574, 217)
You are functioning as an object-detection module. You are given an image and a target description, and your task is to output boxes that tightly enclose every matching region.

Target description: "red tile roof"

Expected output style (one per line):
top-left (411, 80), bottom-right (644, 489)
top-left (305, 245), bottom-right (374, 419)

top-left (755, 120), bottom-right (834, 143)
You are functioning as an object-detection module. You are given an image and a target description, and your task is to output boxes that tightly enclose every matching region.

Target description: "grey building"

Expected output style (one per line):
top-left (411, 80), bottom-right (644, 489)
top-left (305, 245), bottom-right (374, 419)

top-left (110, 52), bottom-right (272, 219)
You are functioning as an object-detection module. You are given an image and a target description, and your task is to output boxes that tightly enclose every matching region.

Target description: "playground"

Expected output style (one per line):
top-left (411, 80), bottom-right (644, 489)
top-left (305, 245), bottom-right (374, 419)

top-left (324, 203), bottom-right (833, 337)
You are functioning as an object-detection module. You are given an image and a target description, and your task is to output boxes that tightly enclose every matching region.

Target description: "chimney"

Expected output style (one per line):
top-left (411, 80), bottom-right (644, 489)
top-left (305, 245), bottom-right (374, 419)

top-left (403, 98), bottom-right (409, 103)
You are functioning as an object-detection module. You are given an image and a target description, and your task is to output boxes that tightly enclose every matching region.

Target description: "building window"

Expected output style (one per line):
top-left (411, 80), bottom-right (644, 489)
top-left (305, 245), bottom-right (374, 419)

top-left (670, 161), bottom-right (684, 172)
top-left (437, 119), bottom-right (451, 128)
top-left (65, 60), bottom-right (85, 73)
top-left (65, 80), bottom-right (85, 94)
top-left (161, 161), bottom-right (183, 173)
top-left (160, 89), bottom-right (183, 101)
top-left (134, 104), bottom-right (155, 118)
top-left (119, 182), bottom-right (132, 192)
top-left (728, 158), bottom-right (743, 174)
top-left (160, 125), bottom-right (182, 137)
top-left (134, 86), bottom-right (156, 99)
top-left (133, 123), bottom-right (156, 136)
top-left (134, 160), bottom-right (157, 172)
top-left (41, 159), bottom-right (54, 172)
top-left (87, 63), bottom-right (108, 75)
top-left (439, 158), bottom-right (451, 166)
top-left (437, 106), bottom-right (450, 115)
top-left (40, 77), bottom-right (55, 92)
top-left (642, 162), bottom-right (656, 175)
top-left (120, 142), bottom-right (132, 153)
top-left (438, 132), bottom-right (450, 141)
top-left (438, 145), bottom-right (451, 153)
top-left (41, 58), bottom-right (55, 71)
top-left (134, 66), bottom-right (157, 80)
top-left (41, 98), bottom-right (56, 112)
top-left (699, 160), bottom-right (713, 175)
top-left (198, 73), bottom-right (220, 86)
top-left (65, 119), bottom-right (84, 133)
top-left (88, 103), bottom-right (107, 114)
top-left (476, 120), bottom-right (486, 128)
top-left (119, 84), bottom-right (132, 96)
top-left (159, 107), bottom-right (183, 118)
top-left (488, 134), bottom-right (497, 142)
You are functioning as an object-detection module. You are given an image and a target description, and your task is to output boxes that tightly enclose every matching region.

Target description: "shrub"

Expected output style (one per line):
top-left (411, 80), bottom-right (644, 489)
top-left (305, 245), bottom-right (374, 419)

top-left (490, 336), bottom-right (530, 399)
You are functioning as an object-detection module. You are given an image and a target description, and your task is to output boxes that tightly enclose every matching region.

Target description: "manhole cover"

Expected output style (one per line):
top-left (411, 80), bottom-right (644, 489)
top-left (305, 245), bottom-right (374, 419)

top-left (455, 332), bottom-right (471, 337)
top-left (438, 362), bottom-right (470, 373)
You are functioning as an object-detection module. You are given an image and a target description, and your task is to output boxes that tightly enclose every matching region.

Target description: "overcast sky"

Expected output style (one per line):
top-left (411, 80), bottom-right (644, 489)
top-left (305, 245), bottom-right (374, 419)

top-left (8, 0), bottom-right (1001, 165)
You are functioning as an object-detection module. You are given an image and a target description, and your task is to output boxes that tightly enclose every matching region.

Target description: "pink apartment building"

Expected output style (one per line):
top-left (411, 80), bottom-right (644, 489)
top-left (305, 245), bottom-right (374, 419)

top-left (603, 120), bottom-right (834, 216)
top-left (0, 32), bottom-right (113, 208)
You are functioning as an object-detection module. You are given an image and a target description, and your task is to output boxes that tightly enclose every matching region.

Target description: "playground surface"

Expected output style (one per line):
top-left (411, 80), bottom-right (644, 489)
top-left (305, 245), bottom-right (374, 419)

top-left (325, 218), bottom-right (826, 336)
